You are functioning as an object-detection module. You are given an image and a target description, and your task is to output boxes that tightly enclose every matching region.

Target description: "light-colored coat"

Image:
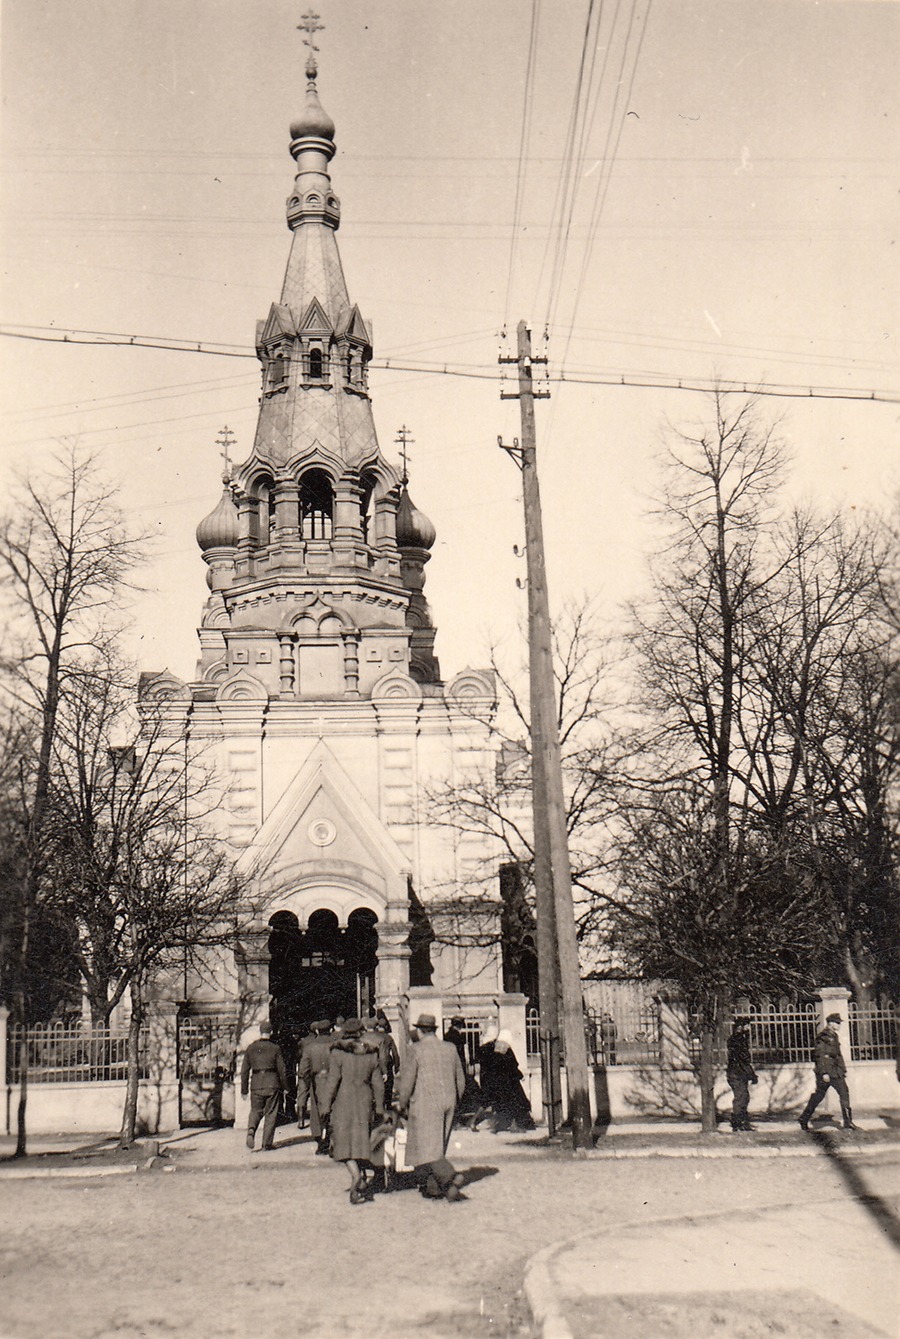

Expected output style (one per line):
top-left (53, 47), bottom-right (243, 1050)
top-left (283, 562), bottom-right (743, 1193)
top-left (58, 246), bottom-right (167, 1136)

top-left (397, 1033), bottom-right (465, 1166)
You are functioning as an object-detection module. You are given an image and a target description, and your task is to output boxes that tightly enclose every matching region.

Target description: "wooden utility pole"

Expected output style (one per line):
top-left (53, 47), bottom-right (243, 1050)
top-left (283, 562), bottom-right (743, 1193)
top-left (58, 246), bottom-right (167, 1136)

top-left (499, 320), bottom-right (593, 1149)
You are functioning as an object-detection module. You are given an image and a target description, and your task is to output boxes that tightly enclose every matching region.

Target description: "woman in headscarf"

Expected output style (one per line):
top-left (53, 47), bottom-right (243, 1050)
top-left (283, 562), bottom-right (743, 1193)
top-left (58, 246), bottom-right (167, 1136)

top-left (319, 1017), bottom-right (384, 1204)
top-left (491, 1029), bottom-right (535, 1132)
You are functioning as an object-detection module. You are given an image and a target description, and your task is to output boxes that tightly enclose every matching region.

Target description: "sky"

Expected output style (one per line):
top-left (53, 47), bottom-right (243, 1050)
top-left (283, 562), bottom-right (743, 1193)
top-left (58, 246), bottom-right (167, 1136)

top-left (2, 0), bottom-right (898, 685)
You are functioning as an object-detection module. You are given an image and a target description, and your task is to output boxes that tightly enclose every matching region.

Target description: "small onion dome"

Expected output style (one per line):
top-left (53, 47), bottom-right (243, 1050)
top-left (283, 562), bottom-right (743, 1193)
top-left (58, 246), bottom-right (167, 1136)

top-left (396, 486), bottom-right (436, 550)
top-left (196, 484), bottom-right (238, 552)
top-left (290, 79), bottom-right (336, 143)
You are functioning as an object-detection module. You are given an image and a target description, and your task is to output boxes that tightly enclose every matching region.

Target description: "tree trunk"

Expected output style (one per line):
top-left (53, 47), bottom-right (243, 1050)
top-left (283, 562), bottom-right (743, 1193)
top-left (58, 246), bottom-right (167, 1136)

top-left (119, 983), bottom-right (144, 1147)
top-left (698, 1015), bottom-right (719, 1134)
top-left (13, 904), bottom-right (32, 1158)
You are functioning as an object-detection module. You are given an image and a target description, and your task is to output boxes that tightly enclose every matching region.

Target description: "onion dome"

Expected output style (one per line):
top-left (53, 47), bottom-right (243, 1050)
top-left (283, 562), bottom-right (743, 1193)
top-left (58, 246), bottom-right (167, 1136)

top-left (290, 64), bottom-right (336, 143)
top-left (196, 481), bottom-right (239, 552)
top-left (396, 485), bottom-right (436, 550)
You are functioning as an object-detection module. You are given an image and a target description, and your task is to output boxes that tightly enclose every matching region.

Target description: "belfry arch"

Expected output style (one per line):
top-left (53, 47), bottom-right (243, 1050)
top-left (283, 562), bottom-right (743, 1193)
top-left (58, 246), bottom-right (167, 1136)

top-left (267, 903), bottom-right (380, 1028)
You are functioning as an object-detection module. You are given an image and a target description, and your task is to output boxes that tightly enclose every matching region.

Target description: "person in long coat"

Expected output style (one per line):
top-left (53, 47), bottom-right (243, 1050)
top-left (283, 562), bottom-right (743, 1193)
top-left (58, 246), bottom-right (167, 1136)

top-left (296, 1019), bottom-right (334, 1154)
top-left (474, 1022), bottom-right (500, 1130)
top-left (319, 1018), bottom-right (384, 1203)
top-left (799, 1012), bottom-right (858, 1131)
top-left (396, 1013), bottom-right (466, 1200)
top-left (444, 1016), bottom-right (483, 1128)
top-left (726, 1016), bottom-right (758, 1132)
top-left (491, 1029), bottom-right (535, 1131)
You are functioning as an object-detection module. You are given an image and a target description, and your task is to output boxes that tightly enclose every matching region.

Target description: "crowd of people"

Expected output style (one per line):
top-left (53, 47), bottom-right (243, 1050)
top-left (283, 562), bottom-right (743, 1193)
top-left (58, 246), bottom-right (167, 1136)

top-left (242, 1009), bottom-right (859, 1202)
top-left (240, 1012), bottom-right (535, 1206)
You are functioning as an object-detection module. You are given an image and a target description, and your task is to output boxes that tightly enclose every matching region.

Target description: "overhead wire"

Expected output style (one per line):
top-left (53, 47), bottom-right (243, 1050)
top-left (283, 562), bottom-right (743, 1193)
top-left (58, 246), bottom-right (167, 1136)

top-left (0, 327), bottom-right (897, 408)
top-left (560, 0), bottom-right (653, 368)
top-left (502, 0), bottom-right (542, 336)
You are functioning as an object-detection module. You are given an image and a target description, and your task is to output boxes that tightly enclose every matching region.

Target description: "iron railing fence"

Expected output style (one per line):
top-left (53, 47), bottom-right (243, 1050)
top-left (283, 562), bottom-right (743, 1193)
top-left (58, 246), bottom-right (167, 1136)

top-left (746, 1008), bottom-right (818, 1066)
top-left (176, 1015), bottom-right (239, 1082)
top-left (526, 1006), bottom-right (662, 1065)
top-left (849, 1004), bottom-right (897, 1061)
top-left (6, 1024), bottom-right (148, 1084)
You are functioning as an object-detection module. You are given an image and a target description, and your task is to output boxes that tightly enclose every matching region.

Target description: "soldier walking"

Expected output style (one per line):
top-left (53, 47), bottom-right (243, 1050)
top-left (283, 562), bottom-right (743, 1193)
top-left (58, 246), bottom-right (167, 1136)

top-left (297, 1019), bottom-right (335, 1154)
top-left (726, 1016), bottom-right (758, 1132)
top-left (240, 1021), bottom-right (287, 1151)
top-left (799, 1011), bottom-right (858, 1132)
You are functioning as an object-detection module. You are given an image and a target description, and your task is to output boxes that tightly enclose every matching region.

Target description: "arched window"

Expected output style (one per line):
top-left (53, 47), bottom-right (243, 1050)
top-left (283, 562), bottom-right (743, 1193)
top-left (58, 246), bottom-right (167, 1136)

top-left (254, 475), bottom-right (276, 542)
top-left (299, 469), bottom-right (334, 540)
top-left (268, 353), bottom-right (286, 390)
top-left (308, 347), bottom-right (324, 380)
top-left (359, 469), bottom-right (377, 543)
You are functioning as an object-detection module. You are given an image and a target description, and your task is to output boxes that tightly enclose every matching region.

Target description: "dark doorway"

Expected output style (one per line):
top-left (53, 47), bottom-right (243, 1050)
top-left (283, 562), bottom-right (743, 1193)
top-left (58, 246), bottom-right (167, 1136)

top-left (267, 906), bottom-right (379, 1029)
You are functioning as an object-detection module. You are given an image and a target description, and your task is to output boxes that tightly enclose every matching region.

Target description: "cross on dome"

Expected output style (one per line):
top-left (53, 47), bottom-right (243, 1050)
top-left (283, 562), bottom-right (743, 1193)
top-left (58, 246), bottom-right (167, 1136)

top-left (395, 424), bottom-right (415, 487)
top-left (298, 10), bottom-right (324, 79)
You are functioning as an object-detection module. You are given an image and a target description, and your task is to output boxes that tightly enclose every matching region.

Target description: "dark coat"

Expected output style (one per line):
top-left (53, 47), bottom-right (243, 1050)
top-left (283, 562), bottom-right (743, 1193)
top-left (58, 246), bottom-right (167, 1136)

top-left (476, 1040), bottom-right (501, 1104)
top-left (297, 1032), bottom-right (334, 1138)
top-left (726, 1030), bottom-right (757, 1082)
top-left (240, 1037), bottom-right (287, 1097)
top-left (320, 1041), bottom-right (384, 1162)
top-left (814, 1026), bottom-right (846, 1080)
top-left (492, 1044), bottom-right (533, 1124)
top-left (397, 1032), bottom-right (465, 1165)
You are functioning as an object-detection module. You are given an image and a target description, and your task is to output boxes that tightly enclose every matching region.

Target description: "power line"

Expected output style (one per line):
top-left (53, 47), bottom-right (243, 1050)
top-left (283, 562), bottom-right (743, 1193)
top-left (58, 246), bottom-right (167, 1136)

top-left (2, 325), bottom-right (897, 405)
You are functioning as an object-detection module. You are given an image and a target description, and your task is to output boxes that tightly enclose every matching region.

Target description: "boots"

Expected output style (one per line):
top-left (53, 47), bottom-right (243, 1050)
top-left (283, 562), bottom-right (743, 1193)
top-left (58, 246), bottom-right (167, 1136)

top-left (842, 1108), bottom-right (859, 1131)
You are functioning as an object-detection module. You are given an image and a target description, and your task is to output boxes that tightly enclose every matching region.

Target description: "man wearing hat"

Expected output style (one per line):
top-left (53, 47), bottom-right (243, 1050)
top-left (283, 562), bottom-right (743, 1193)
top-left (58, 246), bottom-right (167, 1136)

top-left (296, 1019), bottom-right (335, 1154)
top-left (396, 1014), bottom-right (467, 1200)
top-left (725, 1017), bottom-right (758, 1132)
top-left (240, 1021), bottom-right (287, 1151)
top-left (799, 1012), bottom-right (858, 1131)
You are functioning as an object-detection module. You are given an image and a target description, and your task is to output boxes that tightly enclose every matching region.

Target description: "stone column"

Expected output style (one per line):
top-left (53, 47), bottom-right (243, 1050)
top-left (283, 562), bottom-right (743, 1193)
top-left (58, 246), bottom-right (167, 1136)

top-left (278, 634), bottom-right (296, 696)
top-left (816, 985), bottom-right (852, 1118)
top-left (654, 993), bottom-right (692, 1069)
top-left (496, 992), bottom-right (528, 1068)
top-left (274, 477), bottom-right (300, 536)
top-left (342, 631), bottom-right (360, 697)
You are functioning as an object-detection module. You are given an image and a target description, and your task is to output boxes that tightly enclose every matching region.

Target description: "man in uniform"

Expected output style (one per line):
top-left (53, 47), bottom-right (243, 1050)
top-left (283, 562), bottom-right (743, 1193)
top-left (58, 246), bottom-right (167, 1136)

top-left (296, 1019), bottom-right (334, 1154)
top-left (799, 1011), bottom-right (858, 1131)
top-left (396, 1013), bottom-right (466, 1201)
top-left (726, 1016), bottom-right (758, 1132)
top-left (240, 1021), bottom-right (287, 1151)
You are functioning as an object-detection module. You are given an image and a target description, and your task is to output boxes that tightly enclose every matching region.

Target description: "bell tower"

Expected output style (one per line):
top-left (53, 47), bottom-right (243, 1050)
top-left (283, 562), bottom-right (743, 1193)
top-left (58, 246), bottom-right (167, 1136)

top-left (194, 21), bottom-right (440, 698)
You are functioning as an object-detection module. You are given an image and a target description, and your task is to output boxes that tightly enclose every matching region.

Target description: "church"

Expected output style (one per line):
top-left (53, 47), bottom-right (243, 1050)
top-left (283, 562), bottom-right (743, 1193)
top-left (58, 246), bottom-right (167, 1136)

top-left (140, 38), bottom-right (531, 1116)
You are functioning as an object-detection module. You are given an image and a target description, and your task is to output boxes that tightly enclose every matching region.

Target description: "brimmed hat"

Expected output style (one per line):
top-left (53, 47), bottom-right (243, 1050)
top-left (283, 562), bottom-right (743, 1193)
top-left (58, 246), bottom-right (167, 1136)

top-left (733, 1016), bottom-right (750, 1027)
top-left (449, 1016), bottom-right (466, 1027)
top-left (311, 1019), bottom-right (331, 1033)
top-left (826, 1012), bottom-right (842, 1024)
top-left (342, 1018), bottom-right (364, 1037)
top-left (414, 1013), bottom-right (437, 1031)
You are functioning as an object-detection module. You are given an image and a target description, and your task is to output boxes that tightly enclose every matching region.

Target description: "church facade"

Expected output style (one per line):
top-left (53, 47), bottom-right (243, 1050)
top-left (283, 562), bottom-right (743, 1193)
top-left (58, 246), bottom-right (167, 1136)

top-left (142, 51), bottom-right (528, 1108)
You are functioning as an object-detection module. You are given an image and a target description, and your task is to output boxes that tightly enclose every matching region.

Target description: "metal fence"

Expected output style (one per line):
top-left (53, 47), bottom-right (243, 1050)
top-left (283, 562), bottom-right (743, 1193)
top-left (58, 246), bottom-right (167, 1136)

top-left (746, 1007), bottom-right (818, 1065)
top-left (6, 1024), bottom-right (147, 1084)
top-left (526, 1004), bottom-right (662, 1065)
top-left (850, 1004), bottom-right (897, 1061)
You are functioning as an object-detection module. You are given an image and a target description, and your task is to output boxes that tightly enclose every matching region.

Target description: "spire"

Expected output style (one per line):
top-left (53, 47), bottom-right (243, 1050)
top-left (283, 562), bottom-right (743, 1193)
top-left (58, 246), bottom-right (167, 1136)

top-left (287, 12), bottom-right (339, 230)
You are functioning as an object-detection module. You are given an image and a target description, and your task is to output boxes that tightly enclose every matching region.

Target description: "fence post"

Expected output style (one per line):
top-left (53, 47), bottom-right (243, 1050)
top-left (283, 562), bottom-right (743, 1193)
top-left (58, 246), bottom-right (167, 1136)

top-left (815, 985), bottom-right (852, 1119)
top-left (0, 1005), bottom-right (8, 1136)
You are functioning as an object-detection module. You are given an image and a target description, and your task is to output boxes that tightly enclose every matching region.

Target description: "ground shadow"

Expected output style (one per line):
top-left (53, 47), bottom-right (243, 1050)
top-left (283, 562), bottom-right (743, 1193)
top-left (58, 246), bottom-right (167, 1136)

top-left (810, 1129), bottom-right (900, 1249)
top-left (460, 1164), bottom-right (499, 1186)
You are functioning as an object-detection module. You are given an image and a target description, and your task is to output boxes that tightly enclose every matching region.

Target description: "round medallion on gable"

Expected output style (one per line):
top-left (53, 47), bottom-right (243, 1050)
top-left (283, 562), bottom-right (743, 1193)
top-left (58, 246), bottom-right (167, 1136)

top-left (308, 818), bottom-right (337, 847)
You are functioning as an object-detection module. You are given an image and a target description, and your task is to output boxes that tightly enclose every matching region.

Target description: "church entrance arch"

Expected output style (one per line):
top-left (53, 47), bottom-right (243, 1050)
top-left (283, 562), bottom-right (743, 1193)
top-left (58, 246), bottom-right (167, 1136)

top-left (267, 905), bottom-right (379, 1029)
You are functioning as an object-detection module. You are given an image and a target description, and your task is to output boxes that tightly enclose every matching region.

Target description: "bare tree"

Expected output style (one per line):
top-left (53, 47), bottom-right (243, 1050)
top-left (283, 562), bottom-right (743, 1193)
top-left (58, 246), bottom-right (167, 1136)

top-left (615, 390), bottom-right (897, 1128)
top-left (0, 446), bottom-right (143, 1155)
top-left (43, 670), bottom-right (260, 1145)
top-left (424, 600), bottom-right (620, 984)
